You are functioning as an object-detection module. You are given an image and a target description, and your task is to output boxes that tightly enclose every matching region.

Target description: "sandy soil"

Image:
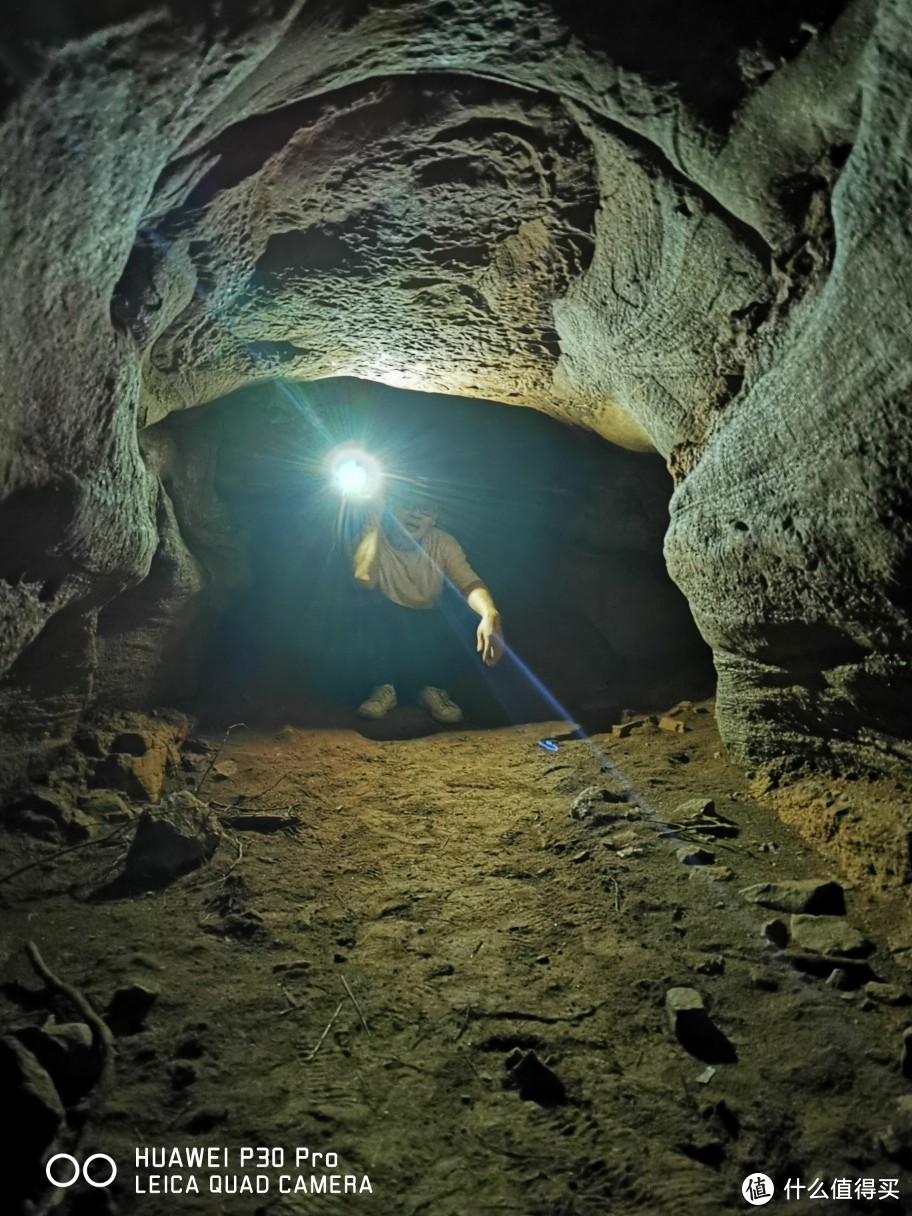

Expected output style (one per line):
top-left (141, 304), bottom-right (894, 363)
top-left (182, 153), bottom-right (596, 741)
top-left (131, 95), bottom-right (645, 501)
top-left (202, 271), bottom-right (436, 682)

top-left (2, 702), bottom-right (912, 1215)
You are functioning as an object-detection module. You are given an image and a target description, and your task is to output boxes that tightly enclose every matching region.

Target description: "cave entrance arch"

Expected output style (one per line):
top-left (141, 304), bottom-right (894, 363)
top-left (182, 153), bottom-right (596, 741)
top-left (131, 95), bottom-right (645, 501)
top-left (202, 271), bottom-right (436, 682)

top-left (149, 378), bottom-right (713, 736)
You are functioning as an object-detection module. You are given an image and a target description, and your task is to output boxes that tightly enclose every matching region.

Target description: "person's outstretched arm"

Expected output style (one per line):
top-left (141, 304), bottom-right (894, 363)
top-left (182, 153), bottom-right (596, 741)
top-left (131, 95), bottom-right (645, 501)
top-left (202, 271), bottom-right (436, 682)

top-left (467, 585), bottom-right (504, 666)
top-left (353, 522), bottom-right (381, 588)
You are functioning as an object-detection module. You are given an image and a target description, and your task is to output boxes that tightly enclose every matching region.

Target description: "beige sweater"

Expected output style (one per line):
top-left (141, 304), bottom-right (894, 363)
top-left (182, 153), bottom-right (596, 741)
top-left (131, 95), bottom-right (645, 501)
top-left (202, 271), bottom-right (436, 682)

top-left (376, 528), bottom-right (484, 610)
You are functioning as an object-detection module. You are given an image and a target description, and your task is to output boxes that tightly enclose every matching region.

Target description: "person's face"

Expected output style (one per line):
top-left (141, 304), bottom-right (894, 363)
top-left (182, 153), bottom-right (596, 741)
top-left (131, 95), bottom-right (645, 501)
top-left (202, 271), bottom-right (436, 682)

top-left (393, 497), bottom-right (438, 543)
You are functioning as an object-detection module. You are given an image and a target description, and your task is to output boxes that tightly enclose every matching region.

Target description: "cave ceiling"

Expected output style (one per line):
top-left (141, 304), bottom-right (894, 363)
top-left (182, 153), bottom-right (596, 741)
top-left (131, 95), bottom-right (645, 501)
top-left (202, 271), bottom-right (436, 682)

top-left (4, 0), bottom-right (861, 454)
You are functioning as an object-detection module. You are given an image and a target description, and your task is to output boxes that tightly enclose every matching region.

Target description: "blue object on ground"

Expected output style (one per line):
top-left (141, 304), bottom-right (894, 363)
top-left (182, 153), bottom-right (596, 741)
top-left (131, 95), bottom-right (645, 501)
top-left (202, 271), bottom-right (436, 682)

top-left (537, 739), bottom-right (559, 752)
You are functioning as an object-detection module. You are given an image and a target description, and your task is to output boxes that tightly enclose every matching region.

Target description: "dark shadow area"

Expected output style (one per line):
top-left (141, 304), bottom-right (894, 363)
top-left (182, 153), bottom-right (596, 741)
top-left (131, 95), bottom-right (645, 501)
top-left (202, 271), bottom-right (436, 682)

top-left (152, 378), bottom-right (713, 735)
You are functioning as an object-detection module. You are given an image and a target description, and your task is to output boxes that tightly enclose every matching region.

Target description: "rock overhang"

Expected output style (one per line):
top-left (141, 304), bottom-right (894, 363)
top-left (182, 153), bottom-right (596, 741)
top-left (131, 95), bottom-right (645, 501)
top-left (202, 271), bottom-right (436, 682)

top-left (1, 0), bottom-right (911, 781)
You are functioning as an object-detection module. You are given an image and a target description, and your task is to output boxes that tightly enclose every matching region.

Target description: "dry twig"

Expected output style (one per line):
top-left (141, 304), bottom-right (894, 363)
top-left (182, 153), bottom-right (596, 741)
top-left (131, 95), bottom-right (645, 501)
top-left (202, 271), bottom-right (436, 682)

top-left (609, 874), bottom-right (622, 912)
top-left (24, 941), bottom-right (116, 1216)
top-left (246, 774), bottom-right (291, 804)
top-left (224, 836), bottom-right (244, 879)
top-left (303, 1001), bottom-right (345, 1061)
top-left (25, 941), bottom-right (114, 1082)
top-left (341, 975), bottom-right (370, 1034)
top-left (195, 722), bottom-right (247, 796)
top-left (0, 820), bottom-right (134, 887)
top-left (466, 1003), bottom-right (601, 1026)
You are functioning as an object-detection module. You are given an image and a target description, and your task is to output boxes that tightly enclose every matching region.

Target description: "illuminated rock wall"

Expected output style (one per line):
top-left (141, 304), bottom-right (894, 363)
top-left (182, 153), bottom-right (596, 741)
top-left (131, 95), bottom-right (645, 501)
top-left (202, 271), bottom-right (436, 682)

top-left (1, 0), bottom-right (910, 776)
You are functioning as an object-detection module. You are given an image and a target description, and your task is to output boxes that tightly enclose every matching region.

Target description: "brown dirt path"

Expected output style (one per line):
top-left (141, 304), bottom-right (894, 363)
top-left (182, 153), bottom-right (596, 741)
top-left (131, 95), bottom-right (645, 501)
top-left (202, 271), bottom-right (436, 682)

top-left (2, 704), bottom-right (912, 1214)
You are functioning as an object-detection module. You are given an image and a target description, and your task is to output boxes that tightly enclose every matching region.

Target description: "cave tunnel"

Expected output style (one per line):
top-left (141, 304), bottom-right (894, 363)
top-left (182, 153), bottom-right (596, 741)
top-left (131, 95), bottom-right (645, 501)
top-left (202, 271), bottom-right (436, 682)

top-left (2, 2), bottom-right (912, 1214)
top-left (148, 376), bottom-right (712, 736)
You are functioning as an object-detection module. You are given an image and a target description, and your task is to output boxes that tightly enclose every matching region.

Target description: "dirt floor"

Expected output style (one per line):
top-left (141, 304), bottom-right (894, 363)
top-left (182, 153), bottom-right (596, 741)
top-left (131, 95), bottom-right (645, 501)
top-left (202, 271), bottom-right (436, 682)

top-left (3, 700), bottom-right (912, 1215)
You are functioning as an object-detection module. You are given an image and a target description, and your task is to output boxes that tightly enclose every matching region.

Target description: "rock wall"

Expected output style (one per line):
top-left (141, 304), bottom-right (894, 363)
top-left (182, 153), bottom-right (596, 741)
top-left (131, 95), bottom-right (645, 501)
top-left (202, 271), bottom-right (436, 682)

top-left (665, 0), bottom-right (912, 773)
top-left (1, 0), bottom-right (910, 779)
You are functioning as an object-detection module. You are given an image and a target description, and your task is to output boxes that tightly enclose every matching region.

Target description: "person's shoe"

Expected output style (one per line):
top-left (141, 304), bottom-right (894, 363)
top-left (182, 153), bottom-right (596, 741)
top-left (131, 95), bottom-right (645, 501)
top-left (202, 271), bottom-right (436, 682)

top-left (357, 684), bottom-right (397, 719)
top-left (418, 686), bottom-right (463, 724)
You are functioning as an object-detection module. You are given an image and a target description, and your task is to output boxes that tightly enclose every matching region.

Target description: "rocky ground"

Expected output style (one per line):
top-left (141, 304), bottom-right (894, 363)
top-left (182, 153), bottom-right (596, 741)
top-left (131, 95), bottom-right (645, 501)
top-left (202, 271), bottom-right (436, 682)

top-left (2, 700), bottom-right (912, 1215)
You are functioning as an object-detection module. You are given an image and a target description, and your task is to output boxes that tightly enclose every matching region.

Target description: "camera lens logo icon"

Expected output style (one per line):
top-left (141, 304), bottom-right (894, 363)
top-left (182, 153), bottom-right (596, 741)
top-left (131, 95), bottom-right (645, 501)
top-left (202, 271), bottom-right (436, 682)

top-left (46, 1154), bottom-right (117, 1188)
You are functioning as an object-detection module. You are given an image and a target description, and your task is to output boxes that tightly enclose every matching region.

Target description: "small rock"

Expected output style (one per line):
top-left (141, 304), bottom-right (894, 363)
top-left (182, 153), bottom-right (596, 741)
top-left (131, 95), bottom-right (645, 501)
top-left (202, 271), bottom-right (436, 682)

top-left (702, 865), bottom-right (734, 882)
top-left (677, 846), bottom-right (715, 867)
top-left (738, 879), bottom-right (845, 915)
top-left (15, 1021), bottom-right (99, 1103)
top-left (677, 800), bottom-right (741, 839)
top-left (571, 782), bottom-right (628, 823)
top-left (183, 738), bottom-right (213, 755)
top-left (781, 950), bottom-right (875, 985)
top-left (211, 760), bottom-right (238, 781)
top-left (616, 845), bottom-right (644, 859)
top-left (122, 791), bottom-right (220, 888)
top-left (881, 1094), bottom-right (912, 1165)
top-left (902, 1028), bottom-right (912, 1080)
top-left (428, 963), bottom-right (455, 978)
top-left (571, 849), bottom-right (590, 863)
top-left (665, 987), bottom-right (736, 1064)
top-left (658, 716), bottom-right (687, 733)
top-left (213, 910), bottom-right (266, 940)
top-left (748, 967), bottom-right (778, 992)
top-left (7, 809), bottom-right (58, 840)
top-left (78, 790), bottom-right (134, 822)
top-left (503, 1049), bottom-right (567, 1107)
top-left (864, 982), bottom-right (909, 1006)
top-left (763, 919), bottom-right (790, 948)
top-left (8, 790), bottom-right (95, 841)
top-left (675, 797), bottom-right (715, 818)
top-left (789, 914), bottom-right (872, 958)
top-left (0, 1035), bottom-right (66, 1201)
top-left (826, 969), bottom-right (853, 990)
top-left (106, 983), bottom-right (159, 1035)
top-left (174, 1032), bottom-right (206, 1060)
top-left (687, 953), bottom-right (725, 976)
top-left (610, 719), bottom-right (649, 738)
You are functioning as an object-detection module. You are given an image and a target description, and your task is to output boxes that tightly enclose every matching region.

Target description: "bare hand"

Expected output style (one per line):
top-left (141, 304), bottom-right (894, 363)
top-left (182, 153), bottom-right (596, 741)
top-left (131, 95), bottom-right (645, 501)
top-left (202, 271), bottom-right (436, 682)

top-left (476, 613), bottom-right (504, 666)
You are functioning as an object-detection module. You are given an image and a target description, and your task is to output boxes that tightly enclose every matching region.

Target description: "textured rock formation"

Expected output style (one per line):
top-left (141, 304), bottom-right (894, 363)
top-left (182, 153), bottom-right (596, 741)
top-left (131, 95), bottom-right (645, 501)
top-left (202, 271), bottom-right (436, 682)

top-left (666, 0), bottom-right (912, 771)
top-left (1, 0), bottom-right (910, 779)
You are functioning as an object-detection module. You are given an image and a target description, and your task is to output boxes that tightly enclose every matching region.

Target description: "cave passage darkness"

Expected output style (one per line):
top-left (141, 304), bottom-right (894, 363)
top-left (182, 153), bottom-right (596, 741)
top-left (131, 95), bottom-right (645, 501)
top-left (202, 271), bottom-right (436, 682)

top-left (3, 2), bottom-right (912, 1214)
top-left (155, 378), bottom-right (712, 734)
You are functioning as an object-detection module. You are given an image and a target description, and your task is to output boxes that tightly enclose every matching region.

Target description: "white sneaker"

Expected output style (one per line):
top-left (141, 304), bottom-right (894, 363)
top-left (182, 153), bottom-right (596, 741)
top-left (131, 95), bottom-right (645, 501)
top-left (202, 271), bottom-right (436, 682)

top-left (418, 686), bottom-right (463, 724)
top-left (357, 684), bottom-right (397, 719)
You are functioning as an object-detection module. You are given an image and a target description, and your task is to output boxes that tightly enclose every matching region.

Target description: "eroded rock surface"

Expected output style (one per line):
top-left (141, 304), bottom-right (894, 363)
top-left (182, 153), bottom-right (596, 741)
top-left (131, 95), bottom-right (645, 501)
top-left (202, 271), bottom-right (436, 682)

top-left (1, 0), bottom-right (911, 785)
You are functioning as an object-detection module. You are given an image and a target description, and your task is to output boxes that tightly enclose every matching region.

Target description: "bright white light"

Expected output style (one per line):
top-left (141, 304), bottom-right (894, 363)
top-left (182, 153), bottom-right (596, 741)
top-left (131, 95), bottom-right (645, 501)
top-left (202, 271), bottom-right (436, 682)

top-left (335, 458), bottom-right (370, 495)
top-left (326, 444), bottom-right (383, 498)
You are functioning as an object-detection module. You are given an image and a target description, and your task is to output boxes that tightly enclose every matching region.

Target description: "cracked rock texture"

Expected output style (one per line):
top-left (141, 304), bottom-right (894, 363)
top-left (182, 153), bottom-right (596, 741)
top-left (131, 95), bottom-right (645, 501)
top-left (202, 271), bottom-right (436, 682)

top-left (1, 0), bottom-right (911, 782)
